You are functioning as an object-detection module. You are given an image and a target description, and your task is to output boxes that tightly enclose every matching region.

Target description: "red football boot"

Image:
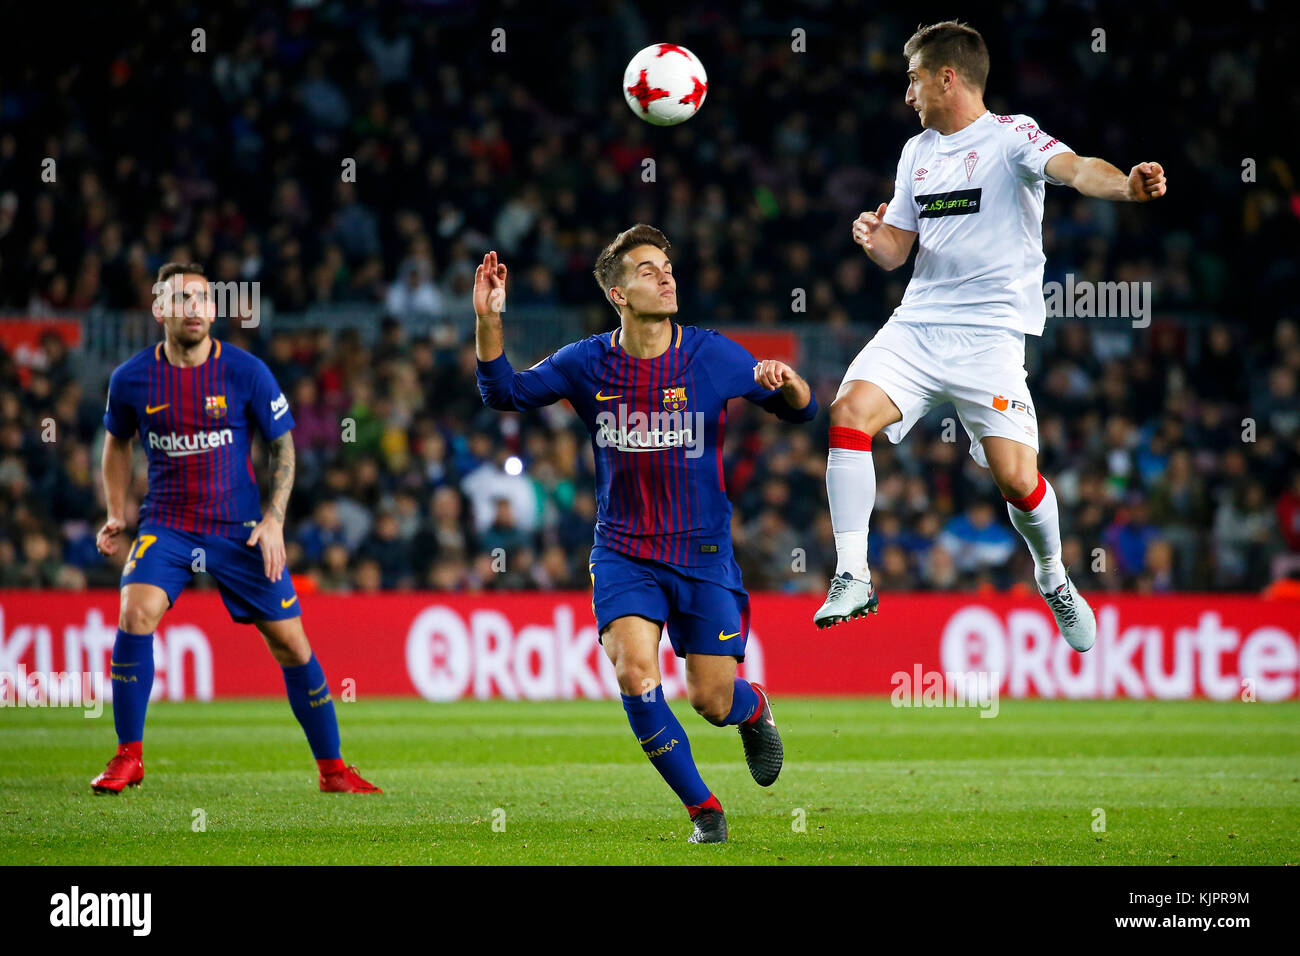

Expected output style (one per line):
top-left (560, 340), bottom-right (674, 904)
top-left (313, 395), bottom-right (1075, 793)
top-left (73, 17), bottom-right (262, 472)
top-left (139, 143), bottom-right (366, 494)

top-left (319, 763), bottom-right (382, 794)
top-left (91, 743), bottom-right (144, 794)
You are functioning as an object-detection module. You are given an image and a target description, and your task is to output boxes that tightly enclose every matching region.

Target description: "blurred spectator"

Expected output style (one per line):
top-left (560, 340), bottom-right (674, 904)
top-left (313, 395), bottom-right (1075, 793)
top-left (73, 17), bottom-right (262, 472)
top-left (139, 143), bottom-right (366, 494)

top-left (938, 501), bottom-right (1018, 575)
top-left (462, 449), bottom-right (538, 535)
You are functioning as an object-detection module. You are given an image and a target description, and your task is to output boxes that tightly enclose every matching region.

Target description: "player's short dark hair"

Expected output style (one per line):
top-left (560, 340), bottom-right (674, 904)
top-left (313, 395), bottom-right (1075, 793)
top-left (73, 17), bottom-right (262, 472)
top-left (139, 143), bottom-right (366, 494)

top-left (903, 21), bottom-right (989, 94)
top-left (592, 224), bottom-right (671, 313)
top-left (156, 261), bottom-right (206, 284)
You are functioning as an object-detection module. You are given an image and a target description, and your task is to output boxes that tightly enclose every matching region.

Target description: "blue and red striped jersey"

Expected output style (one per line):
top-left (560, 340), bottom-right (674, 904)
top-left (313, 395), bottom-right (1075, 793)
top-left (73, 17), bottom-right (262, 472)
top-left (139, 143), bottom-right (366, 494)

top-left (477, 323), bottom-right (818, 566)
top-left (103, 339), bottom-right (295, 537)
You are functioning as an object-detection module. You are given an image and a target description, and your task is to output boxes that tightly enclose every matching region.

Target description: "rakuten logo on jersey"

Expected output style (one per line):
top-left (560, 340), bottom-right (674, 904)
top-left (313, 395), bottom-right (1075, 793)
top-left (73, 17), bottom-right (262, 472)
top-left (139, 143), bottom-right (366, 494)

top-left (940, 605), bottom-right (1299, 700)
top-left (595, 407), bottom-right (705, 459)
top-left (147, 428), bottom-right (234, 457)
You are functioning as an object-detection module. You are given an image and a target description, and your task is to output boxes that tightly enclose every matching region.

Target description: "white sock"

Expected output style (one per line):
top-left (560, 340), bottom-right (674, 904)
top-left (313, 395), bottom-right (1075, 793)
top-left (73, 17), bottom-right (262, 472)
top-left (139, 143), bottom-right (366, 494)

top-left (1006, 475), bottom-right (1067, 592)
top-left (827, 446), bottom-right (875, 580)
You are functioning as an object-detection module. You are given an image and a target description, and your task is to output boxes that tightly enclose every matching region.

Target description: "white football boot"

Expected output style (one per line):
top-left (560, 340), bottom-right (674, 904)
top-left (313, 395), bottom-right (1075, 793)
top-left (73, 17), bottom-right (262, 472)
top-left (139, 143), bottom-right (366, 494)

top-left (1042, 574), bottom-right (1097, 652)
top-left (813, 572), bottom-right (879, 629)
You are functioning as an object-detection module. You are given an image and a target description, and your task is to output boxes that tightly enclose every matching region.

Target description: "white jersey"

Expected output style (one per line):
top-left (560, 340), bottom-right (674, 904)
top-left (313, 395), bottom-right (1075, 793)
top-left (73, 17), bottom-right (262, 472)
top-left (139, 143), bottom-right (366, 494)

top-left (881, 110), bottom-right (1074, 336)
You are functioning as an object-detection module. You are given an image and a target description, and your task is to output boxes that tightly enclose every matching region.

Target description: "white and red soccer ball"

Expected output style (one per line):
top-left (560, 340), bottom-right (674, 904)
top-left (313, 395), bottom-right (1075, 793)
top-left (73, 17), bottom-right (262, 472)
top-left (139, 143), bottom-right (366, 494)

top-left (622, 43), bottom-right (708, 126)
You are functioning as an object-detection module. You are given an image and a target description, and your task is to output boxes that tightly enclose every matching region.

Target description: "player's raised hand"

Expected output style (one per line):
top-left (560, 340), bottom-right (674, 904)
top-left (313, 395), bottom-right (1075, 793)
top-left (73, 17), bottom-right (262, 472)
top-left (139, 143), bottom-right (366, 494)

top-left (473, 250), bottom-right (508, 320)
top-left (852, 203), bottom-right (889, 250)
top-left (247, 515), bottom-right (287, 582)
top-left (96, 516), bottom-right (126, 556)
top-left (1127, 162), bottom-right (1167, 202)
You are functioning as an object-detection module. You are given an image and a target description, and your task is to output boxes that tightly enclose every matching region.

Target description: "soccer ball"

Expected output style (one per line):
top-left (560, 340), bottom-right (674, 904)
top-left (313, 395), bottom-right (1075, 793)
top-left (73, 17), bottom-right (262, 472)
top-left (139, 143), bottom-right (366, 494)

top-left (622, 44), bottom-right (708, 126)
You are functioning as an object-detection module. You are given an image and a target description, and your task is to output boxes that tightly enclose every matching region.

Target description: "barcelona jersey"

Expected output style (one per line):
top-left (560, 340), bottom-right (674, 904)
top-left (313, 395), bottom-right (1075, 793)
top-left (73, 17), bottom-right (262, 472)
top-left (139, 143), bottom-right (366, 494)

top-left (477, 323), bottom-right (818, 567)
top-left (103, 339), bottom-right (295, 538)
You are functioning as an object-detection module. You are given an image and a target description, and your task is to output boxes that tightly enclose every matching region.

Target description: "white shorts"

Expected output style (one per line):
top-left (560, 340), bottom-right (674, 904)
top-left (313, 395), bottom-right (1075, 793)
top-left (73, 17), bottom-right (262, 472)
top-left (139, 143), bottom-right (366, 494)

top-left (840, 321), bottom-right (1038, 469)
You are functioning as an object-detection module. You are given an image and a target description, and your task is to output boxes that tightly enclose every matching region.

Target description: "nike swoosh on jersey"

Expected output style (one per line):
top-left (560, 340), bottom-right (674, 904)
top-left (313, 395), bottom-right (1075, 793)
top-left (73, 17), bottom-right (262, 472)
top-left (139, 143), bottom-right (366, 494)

top-left (718, 630), bottom-right (740, 641)
top-left (595, 391), bottom-right (622, 401)
top-left (280, 596), bottom-right (298, 608)
top-left (145, 403), bottom-right (170, 414)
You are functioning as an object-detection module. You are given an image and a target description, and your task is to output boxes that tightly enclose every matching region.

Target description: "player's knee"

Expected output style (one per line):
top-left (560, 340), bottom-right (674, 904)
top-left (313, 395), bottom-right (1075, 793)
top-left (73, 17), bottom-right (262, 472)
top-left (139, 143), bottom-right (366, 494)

top-left (997, 466), bottom-right (1040, 502)
top-left (261, 630), bottom-right (311, 667)
top-left (828, 392), bottom-right (868, 431)
top-left (613, 659), bottom-right (658, 697)
top-left (272, 642), bottom-right (312, 668)
top-left (830, 385), bottom-right (892, 436)
top-left (118, 602), bottom-right (162, 635)
top-left (687, 686), bottom-right (730, 725)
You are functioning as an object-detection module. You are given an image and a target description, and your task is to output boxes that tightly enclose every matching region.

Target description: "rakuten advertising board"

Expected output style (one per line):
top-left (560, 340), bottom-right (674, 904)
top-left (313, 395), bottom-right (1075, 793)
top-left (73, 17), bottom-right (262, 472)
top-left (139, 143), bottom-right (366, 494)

top-left (1, 591), bottom-right (1296, 702)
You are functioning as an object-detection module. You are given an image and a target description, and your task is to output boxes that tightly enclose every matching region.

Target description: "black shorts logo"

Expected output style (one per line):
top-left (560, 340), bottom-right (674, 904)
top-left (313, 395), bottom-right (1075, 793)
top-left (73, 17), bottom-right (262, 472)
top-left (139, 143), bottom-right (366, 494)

top-left (915, 188), bottom-right (982, 218)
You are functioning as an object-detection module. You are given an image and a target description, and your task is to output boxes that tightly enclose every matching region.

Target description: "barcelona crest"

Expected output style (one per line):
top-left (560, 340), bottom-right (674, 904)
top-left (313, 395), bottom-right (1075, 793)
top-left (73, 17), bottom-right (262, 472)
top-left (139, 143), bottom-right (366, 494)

top-left (204, 394), bottom-right (228, 418)
top-left (661, 386), bottom-right (688, 412)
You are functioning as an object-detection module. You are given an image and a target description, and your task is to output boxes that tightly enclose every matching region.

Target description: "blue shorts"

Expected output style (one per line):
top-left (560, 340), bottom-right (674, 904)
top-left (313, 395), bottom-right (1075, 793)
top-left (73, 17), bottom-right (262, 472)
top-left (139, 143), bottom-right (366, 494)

top-left (589, 545), bottom-right (751, 661)
top-left (120, 527), bottom-right (300, 624)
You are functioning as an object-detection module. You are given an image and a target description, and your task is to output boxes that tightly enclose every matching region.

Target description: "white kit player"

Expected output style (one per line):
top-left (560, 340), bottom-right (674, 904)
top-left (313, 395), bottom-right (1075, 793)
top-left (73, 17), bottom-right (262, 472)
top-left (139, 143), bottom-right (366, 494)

top-left (814, 21), bottom-right (1166, 650)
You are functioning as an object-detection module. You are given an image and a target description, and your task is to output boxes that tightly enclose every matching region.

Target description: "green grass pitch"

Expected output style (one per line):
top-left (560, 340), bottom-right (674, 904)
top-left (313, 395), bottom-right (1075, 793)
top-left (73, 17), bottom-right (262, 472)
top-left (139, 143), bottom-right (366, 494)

top-left (2, 698), bottom-right (1298, 865)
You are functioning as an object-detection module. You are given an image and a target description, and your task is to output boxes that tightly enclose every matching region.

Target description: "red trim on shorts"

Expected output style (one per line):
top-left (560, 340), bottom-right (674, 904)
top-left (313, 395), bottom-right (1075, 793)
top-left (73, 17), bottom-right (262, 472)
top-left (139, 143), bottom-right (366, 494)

top-left (828, 426), bottom-right (872, 451)
top-left (1004, 472), bottom-right (1047, 511)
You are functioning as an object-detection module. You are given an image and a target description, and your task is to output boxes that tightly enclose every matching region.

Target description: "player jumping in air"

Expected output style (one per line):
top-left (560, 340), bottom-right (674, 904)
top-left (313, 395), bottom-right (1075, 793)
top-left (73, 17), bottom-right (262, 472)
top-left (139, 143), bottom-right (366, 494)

top-left (474, 227), bottom-right (817, 843)
top-left (92, 263), bottom-right (380, 794)
top-left (814, 21), bottom-right (1166, 649)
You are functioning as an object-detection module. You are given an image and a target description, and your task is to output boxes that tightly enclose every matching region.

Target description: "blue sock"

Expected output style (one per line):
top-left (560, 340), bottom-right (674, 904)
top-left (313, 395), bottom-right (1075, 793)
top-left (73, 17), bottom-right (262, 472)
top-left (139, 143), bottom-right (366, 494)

top-left (110, 629), bottom-right (155, 745)
top-left (621, 687), bottom-right (711, 807)
top-left (281, 655), bottom-right (341, 760)
top-left (721, 678), bottom-right (760, 726)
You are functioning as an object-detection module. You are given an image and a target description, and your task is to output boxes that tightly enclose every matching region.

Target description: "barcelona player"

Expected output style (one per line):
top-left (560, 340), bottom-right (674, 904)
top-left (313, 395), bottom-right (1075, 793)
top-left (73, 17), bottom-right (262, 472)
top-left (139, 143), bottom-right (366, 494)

top-left (475, 226), bottom-right (818, 843)
top-left (92, 263), bottom-right (380, 795)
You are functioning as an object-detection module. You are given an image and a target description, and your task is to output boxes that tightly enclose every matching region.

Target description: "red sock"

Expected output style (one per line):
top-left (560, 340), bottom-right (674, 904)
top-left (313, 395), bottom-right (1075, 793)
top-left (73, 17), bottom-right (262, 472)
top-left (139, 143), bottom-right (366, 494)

top-left (829, 425), bottom-right (872, 450)
top-left (317, 757), bottom-right (345, 774)
top-left (1004, 472), bottom-right (1047, 511)
top-left (686, 793), bottom-right (723, 819)
top-left (119, 741), bottom-right (142, 758)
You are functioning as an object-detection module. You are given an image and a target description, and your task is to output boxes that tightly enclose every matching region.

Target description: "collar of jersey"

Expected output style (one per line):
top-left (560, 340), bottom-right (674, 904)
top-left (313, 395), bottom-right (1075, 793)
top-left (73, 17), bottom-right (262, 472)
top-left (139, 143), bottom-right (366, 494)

top-left (155, 338), bottom-right (221, 366)
top-left (610, 322), bottom-right (682, 356)
top-left (935, 110), bottom-right (992, 151)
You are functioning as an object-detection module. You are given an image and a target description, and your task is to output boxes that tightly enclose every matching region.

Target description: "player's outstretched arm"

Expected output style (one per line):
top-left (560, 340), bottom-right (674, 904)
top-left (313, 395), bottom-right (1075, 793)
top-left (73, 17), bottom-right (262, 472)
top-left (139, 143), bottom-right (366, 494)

top-left (247, 431), bottom-right (294, 582)
top-left (473, 250), bottom-right (573, 412)
top-left (96, 432), bottom-right (133, 556)
top-left (852, 203), bottom-right (917, 271)
top-left (1045, 154), bottom-right (1167, 202)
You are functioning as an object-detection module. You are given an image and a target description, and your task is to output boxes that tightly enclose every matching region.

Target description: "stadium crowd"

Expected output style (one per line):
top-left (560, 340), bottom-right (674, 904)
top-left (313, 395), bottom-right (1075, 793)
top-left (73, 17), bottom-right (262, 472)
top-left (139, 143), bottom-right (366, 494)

top-left (0, 1), bottom-right (1295, 594)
